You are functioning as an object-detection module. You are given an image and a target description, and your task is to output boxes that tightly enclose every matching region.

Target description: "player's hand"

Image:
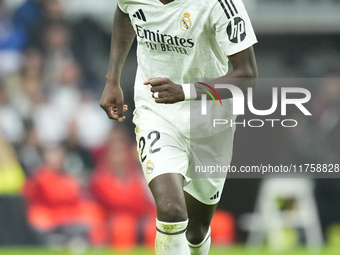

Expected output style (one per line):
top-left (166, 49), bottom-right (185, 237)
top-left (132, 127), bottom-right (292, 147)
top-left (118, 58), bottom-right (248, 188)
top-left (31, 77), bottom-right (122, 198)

top-left (144, 78), bottom-right (185, 104)
top-left (100, 83), bottom-right (128, 122)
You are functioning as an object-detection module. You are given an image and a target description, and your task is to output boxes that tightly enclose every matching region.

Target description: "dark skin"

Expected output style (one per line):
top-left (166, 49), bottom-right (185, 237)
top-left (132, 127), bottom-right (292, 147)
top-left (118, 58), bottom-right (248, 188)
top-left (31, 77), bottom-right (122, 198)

top-left (100, 5), bottom-right (257, 244)
top-left (159, 0), bottom-right (175, 4)
top-left (100, 6), bottom-right (134, 122)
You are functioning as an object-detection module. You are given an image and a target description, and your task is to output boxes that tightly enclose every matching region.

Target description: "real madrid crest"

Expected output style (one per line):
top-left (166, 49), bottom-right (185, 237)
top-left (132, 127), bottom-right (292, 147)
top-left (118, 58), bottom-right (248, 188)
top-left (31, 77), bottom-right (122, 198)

top-left (180, 12), bottom-right (192, 31)
top-left (146, 160), bottom-right (155, 174)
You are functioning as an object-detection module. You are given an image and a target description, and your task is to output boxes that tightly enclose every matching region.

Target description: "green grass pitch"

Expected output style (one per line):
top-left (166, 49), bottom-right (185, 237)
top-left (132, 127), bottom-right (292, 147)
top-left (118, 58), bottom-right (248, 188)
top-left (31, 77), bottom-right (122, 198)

top-left (0, 246), bottom-right (339, 255)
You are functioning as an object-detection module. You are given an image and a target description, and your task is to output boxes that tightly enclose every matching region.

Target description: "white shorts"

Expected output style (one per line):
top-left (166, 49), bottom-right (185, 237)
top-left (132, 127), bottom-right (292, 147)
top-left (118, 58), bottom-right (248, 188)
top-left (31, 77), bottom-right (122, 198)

top-left (133, 105), bottom-right (236, 205)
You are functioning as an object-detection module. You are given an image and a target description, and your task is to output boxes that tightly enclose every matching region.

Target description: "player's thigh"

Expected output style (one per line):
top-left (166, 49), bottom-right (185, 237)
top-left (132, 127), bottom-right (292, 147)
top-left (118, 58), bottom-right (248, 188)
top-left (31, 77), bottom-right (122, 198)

top-left (184, 191), bottom-right (217, 225)
top-left (186, 123), bottom-right (234, 204)
top-left (149, 173), bottom-right (188, 222)
top-left (185, 191), bottom-right (217, 243)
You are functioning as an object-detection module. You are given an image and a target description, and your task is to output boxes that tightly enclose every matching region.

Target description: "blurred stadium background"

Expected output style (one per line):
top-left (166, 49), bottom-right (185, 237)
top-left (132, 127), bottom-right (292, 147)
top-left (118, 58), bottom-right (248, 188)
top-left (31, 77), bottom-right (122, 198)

top-left (0, 0), bottom-right (340, 254)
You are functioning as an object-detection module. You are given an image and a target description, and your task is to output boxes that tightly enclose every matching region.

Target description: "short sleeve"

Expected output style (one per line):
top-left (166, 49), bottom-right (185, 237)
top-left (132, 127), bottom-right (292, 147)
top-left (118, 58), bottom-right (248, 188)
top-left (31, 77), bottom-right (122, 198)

top-left (210, 0), bottom-right (257, 56)
top-left (117, 0), bottom-right (128, 14)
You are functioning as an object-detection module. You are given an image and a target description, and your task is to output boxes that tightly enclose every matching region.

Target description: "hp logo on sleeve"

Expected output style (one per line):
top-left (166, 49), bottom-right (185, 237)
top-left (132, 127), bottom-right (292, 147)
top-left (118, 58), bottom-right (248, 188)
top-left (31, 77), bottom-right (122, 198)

top-left (227, 17), bottom-right (246, 43)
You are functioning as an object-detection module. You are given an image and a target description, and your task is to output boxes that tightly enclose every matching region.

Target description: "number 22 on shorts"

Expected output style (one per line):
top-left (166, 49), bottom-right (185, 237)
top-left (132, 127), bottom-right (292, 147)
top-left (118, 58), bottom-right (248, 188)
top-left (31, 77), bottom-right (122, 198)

top-left (138, 131), bottom-right (161, 163)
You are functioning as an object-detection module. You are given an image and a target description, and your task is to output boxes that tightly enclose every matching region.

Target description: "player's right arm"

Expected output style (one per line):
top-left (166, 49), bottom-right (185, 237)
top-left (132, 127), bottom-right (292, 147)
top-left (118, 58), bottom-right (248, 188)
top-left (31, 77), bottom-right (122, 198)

top-left (100, 6), bottom-right (135, 122)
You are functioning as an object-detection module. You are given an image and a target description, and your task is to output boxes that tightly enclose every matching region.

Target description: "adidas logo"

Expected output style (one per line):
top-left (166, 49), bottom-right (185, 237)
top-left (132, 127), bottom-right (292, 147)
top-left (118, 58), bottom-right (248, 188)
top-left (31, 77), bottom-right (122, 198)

top-left (210, 191), bottom-right (220, 200)
top-left (133, 9), bottom-right (146, 22)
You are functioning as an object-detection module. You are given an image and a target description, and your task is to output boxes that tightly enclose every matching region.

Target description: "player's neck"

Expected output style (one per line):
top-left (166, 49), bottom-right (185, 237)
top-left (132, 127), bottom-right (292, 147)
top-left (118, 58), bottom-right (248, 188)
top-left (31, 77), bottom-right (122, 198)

top-left (159, 0), bottom-right (175, 5)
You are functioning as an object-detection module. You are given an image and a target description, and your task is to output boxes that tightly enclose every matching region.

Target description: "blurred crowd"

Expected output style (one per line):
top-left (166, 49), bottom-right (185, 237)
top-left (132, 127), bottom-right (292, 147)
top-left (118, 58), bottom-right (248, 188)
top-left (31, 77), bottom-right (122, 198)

top-left (0, 0), bottom-right (113, 152)
top-left (0, 0), bottom-right (157, 248)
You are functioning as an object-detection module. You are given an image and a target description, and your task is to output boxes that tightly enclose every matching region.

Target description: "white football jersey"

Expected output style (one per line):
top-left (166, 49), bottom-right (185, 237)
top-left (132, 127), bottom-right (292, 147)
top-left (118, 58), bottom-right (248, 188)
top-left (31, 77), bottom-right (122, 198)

top-left (118, 0), bottom-right (257, 137)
